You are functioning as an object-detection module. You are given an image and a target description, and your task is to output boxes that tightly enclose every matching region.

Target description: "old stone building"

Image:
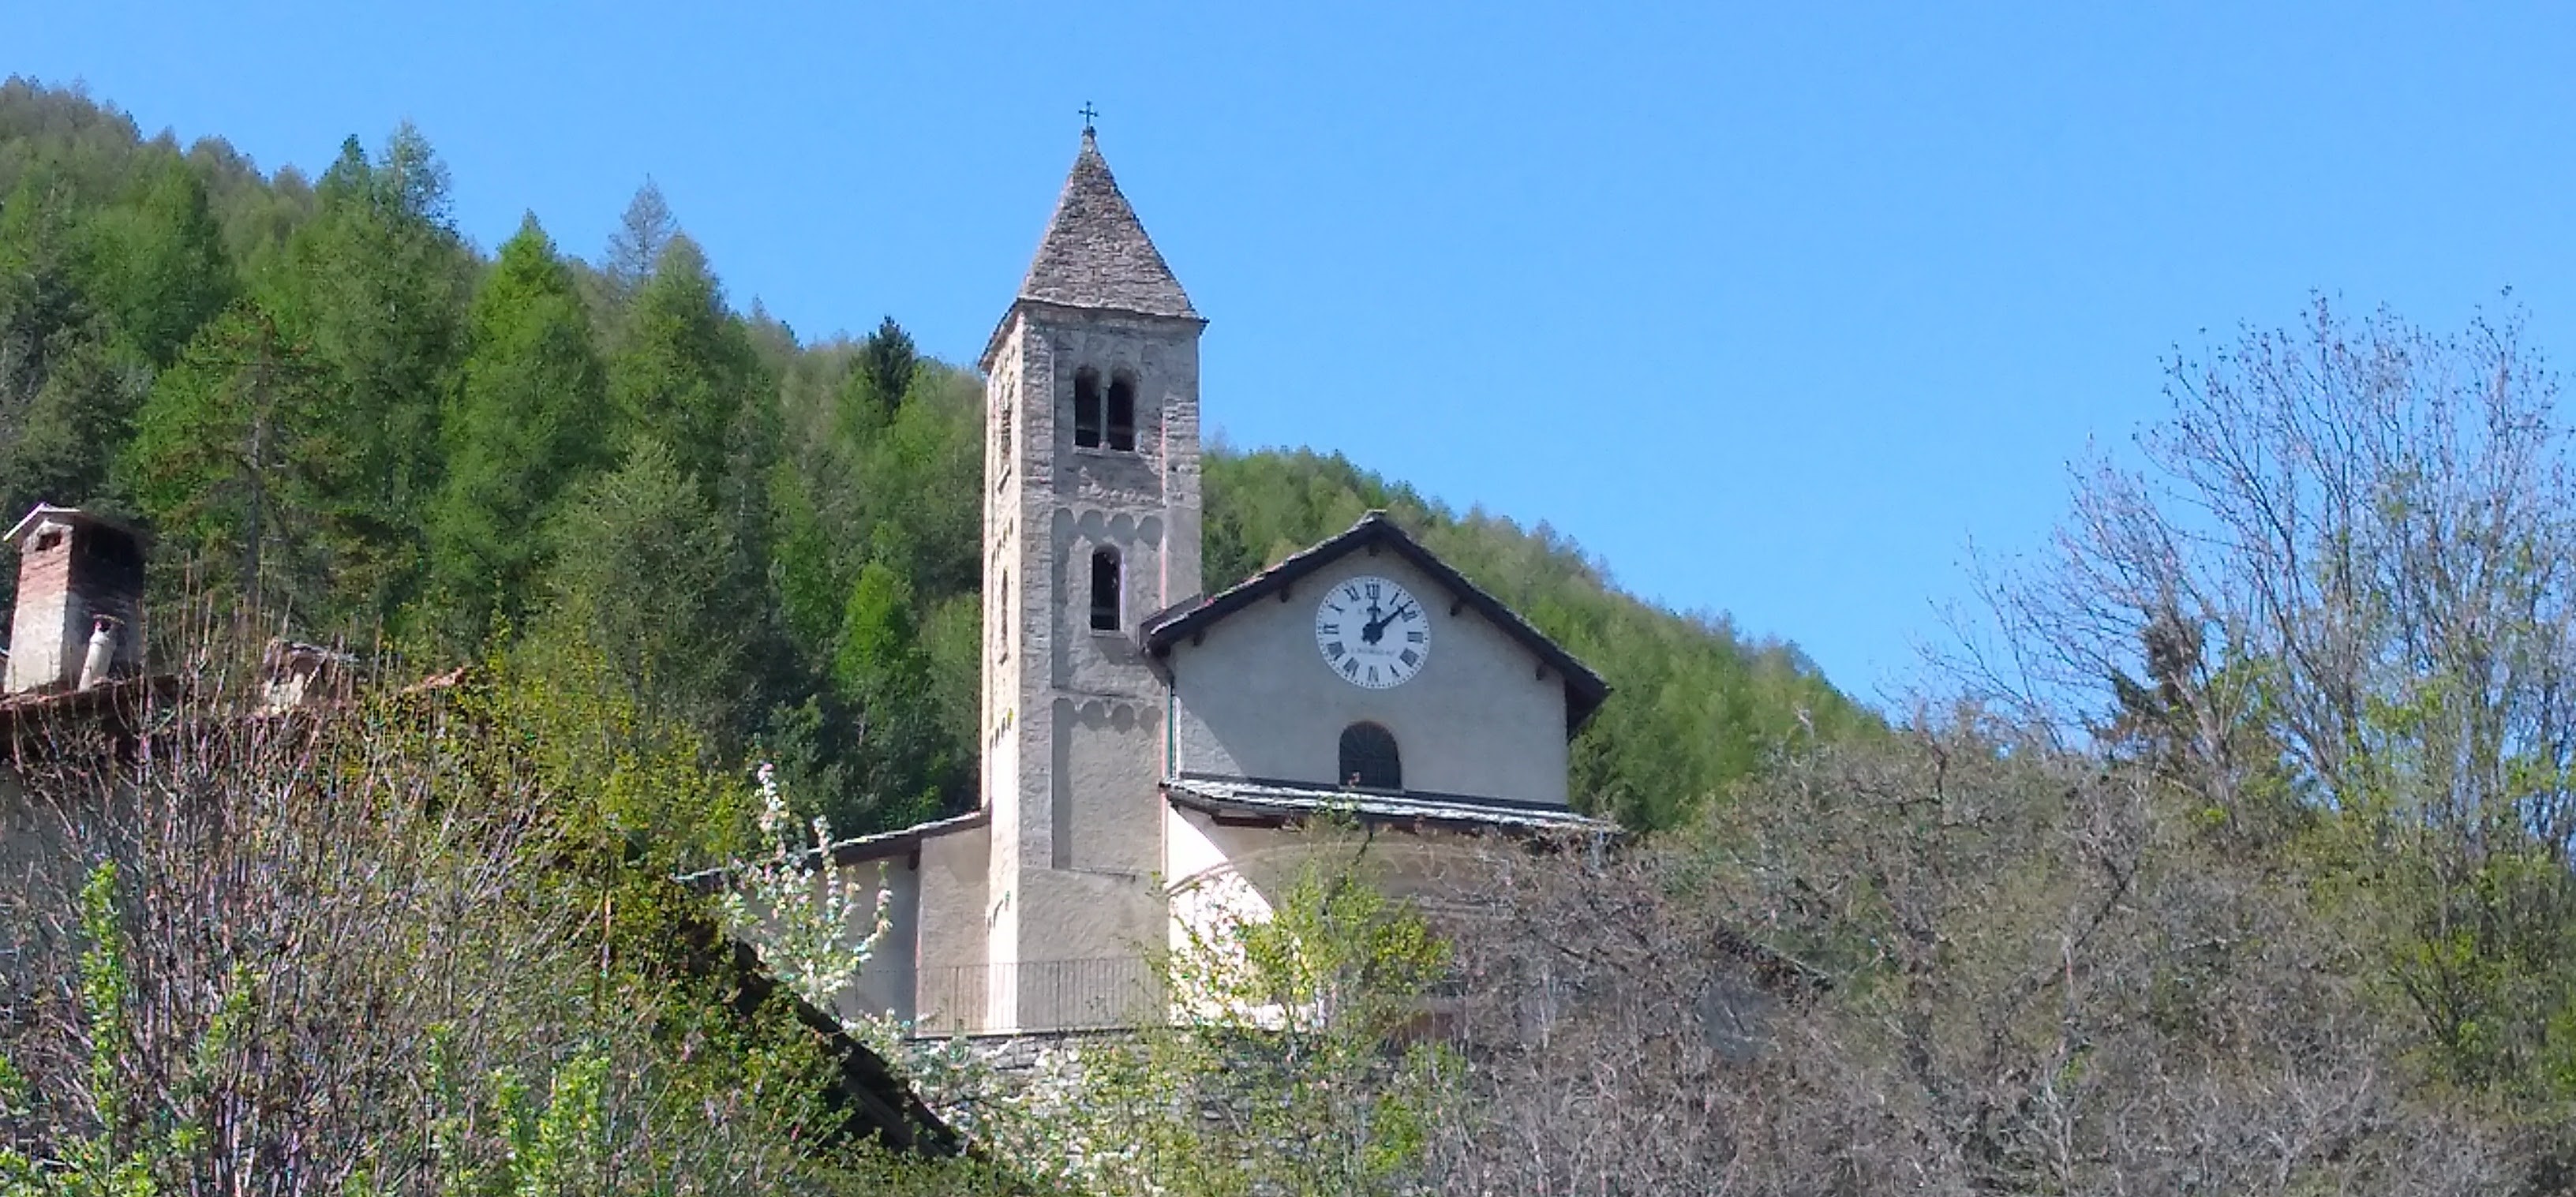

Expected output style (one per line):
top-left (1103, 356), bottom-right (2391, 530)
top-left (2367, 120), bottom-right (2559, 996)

top-left (2, 505), bottom-right (144, 697)
top-left (837, 129), bottom-right (1613, 1034)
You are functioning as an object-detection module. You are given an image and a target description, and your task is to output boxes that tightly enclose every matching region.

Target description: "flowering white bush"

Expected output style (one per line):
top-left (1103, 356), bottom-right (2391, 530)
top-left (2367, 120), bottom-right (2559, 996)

top-left (719, 764), bottom-right (1120, 1182)
top-left (717, 762), bottom-right (893, 1012)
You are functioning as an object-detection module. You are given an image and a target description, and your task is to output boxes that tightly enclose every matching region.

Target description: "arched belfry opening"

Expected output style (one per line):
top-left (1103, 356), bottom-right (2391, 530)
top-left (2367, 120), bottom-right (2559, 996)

top-left (1073, 366), bottom-right (1105, 448)
top-left (1106, 372), bottom-right (1137, 451)
top-left (1089, 547), bottom-right (1121, 631)
top-left (1339, 722), bottom-right (1402, 791)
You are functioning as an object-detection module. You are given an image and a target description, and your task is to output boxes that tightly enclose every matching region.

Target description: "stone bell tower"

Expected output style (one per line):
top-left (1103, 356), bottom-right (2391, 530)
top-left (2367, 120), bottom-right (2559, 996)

top-left (975, 126), bottom-right (1204, 1025)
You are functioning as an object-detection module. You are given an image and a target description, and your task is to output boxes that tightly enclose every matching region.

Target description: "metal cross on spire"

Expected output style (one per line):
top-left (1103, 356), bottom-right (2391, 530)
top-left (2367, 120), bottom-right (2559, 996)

top-left (1079, 102), bottom-right (1099, 133)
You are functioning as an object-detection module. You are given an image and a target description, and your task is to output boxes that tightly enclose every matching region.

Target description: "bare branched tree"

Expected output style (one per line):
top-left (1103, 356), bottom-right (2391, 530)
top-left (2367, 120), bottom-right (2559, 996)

top-left (1422, 730), bottom-right (2510, 1196)
top-left (1939, 298), bottom-right (2576, 1116)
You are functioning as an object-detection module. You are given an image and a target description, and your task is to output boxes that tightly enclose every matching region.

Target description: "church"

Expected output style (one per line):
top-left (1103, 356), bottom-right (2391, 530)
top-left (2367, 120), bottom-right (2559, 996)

top-left (832, 129), bottom-right (1615, 1035)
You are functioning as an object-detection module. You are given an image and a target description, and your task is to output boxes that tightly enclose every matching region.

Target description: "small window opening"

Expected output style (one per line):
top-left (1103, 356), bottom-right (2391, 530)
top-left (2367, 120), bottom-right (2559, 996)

top-left (996, 570), bottom-right (1011, 661)
top-left (32, 529), bottom-right (64, 552)
top-left (1106, 372), bottom-right (1137, 451)
top-left (1088, 548), bottom-right (1121, 632)
top-left (1339, 722), bottom-right (1402, 791)
top-left (1073, 367), bottom-right (1103, 448)
top-left (994, 398), bottom-right (1014, 488)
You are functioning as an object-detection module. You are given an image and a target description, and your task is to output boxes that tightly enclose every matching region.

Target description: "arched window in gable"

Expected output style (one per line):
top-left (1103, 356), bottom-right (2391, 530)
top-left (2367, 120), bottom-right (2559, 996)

top-left (1073, 366), bottom-right (1104, 448)
top-left (1339, 722), bottom-right (1402, 791)
top-left (1089, 547), bottom-right (1121, 632)
top-left (1106, 371), bottom-right (1138, 451)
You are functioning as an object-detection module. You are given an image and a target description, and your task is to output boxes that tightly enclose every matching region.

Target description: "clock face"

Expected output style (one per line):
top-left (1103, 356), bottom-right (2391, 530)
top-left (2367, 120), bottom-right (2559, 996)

top-left (1314, 574), bottom-right (1429, 690)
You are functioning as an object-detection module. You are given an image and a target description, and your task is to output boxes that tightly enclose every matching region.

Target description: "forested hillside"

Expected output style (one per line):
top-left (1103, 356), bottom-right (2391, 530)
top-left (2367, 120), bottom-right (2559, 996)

top-left (0, 78), bottom-right (1866, 834)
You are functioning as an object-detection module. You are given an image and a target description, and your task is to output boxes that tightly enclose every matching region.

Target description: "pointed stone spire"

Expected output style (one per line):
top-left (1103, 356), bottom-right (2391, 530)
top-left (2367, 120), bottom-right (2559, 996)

top-left (1016, 129), bottom-right (1198, 320)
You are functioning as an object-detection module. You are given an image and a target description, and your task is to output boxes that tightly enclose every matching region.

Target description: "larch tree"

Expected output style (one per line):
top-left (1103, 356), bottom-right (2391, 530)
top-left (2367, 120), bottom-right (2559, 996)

top-left (607, 234), bottom-right (762, 493)
top-left (0, 166), bottom-right (114, 526)
top-left (264, 128), bottom-right (472, 634)
top-left (535, 439), bottom-right (749, 744)
top-left (82, 154), bottom-right (234, 368)
top-left (428, 214), bottom-right (611, 649)
top-left (120, 300), bottom-right (328, 615)
top-left (602, 177), bottom-right (676, 297)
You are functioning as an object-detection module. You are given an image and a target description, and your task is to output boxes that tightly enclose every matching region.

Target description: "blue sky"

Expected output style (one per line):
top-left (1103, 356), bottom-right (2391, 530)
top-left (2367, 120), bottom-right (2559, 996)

top-left (17, 3), bottom-right (2576, 705)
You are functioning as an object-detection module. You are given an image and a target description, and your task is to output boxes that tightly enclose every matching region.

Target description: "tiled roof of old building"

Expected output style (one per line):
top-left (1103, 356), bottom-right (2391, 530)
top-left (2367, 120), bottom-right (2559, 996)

top-left (1014, 129), bottom-right (1199, 320)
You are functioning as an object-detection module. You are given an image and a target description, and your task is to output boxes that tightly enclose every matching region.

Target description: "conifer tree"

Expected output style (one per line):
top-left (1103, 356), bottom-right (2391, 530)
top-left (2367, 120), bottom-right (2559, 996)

top-left (120, 301), bottom-right (327, 612)
top-left (82, 155), bottom-right (234, 366)
top-left (0, 166), bottom-right (137, 614)
top-left (767, 462), bottom-right (848, 655)
top-left (537, 440), bottom-right (748, 740)
top-left (603, 178), bottom-right (676, 297)
top-left (854, 315), bottom-right (917, 415)
top-left (607, 236), bottom-right (762, 492)
top-left (265, 129), bottom-right (470, 632)
top-left (428, 215), bottom-right (610, 647)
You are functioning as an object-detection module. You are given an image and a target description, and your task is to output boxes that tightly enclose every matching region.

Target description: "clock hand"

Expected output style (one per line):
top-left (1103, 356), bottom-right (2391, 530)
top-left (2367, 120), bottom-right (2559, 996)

top-left (1364, 601), bottom-right (1415, 643)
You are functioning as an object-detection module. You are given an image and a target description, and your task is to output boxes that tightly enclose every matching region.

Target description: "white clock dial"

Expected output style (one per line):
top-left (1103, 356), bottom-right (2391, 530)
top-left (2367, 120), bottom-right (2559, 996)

top-left (1314, 574), bottom-right (1429, 690)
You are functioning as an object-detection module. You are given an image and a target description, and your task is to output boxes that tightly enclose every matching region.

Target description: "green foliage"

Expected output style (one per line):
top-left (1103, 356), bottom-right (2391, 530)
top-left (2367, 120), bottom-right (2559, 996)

top-left (828, 558), bottom-right (957, 830)
top-left (0, 165), bottom-right (137, 563)
top-left (80, 157), bottom-right (233, 368)
top-left (428, 215), bottom-right (611, 647)
top-left (0, 650), bottom-right (954, 1193)
top-left (260, 128), bottom-right (473, 632)
top-left (1132, 863), bottom-right (1458, 1196)
top-left (851, 315), bottom-right (919, 417)
top-left (823, 852), bottom-right (1454, 1196)
top-left (1, 864), bottom-right (163, 1197)
top-left (120, 301), bottom-right (328, 608)
top-left (607, 236), bottom-right (762, 492)
top-left (532, 441), bottom-right (750, 752)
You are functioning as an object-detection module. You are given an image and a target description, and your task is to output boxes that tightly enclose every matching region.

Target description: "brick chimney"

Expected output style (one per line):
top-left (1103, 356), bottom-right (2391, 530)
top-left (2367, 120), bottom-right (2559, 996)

top-left (6, 505), bottom-right (145, 695)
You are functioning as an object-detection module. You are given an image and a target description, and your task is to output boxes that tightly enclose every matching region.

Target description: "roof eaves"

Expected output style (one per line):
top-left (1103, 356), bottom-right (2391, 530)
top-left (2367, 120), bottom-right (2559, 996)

top-left (1163, 776), bottom-right (1620, 837)
top-left (674, 808), bottom-right (990, 893)
top-left (6, 503), bottom-right (144, 547)
top-left (1140, 512), bottom-right (1612, 732)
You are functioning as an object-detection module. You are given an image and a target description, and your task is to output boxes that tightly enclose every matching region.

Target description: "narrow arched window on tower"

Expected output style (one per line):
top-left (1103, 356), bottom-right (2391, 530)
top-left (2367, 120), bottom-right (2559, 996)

top-left (995, 570), bottom-right (1011, 661)
top-left (1089, 548), bottom-right (1121, 631)
top-left (1339, 722), bottom-right (1402, 791)
top-left (1106, 372), bottom-right (1137, 451)
top-left (994, 390), bottom-right (1014, 489)
top-left (1073, 366), bottom-right (1104, 448)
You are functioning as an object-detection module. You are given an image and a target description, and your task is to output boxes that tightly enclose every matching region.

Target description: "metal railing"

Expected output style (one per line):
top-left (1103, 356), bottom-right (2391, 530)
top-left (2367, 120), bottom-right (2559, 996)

top-left (914, 956), bottom-right (1163, 1035)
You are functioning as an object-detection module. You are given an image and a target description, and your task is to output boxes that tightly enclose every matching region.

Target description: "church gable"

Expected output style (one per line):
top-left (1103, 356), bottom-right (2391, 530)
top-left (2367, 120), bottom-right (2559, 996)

top-left (1142, 513), bottom-right (1608, 808)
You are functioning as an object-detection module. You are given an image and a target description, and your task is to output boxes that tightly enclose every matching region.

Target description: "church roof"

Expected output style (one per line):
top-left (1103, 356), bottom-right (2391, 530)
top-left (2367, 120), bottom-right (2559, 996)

top-left (1012, 129), bottom-right (1199, 320)
top-left (1139, 511), bottom-right (1612, 733)
top-left (1166, 775), bottom-right (1618, 836)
